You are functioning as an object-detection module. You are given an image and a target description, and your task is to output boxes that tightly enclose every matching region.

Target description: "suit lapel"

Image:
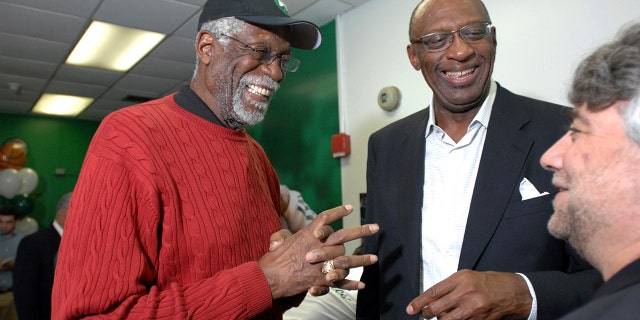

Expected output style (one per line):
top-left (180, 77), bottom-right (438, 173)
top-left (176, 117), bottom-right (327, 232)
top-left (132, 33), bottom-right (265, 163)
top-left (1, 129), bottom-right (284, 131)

top-left (397, 108), bottom-right (429, 294)
top-left (458, 87), bottom-right (534, 269)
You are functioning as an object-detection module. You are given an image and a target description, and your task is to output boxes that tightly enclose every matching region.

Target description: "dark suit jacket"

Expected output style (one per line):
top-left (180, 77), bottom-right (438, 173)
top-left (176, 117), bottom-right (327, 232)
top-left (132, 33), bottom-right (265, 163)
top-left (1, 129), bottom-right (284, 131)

top-left (14, 224), bottom-right (61, 320)
top-left (560, 259), bottom-right (640, 320)
top-left (357, 84), bottom-right (602, 319)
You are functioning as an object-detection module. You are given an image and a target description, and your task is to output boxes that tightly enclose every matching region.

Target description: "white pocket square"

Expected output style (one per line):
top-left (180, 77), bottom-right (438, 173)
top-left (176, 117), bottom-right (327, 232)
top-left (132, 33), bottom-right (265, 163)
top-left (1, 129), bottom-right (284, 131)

top-left (519, 177), bottom-right (549, 201)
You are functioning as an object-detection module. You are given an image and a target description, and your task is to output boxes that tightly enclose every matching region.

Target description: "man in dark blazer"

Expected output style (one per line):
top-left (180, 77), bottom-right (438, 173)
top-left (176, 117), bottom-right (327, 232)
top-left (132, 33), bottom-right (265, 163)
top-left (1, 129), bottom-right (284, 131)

top-left (541, 22), bottom-right (640, 320)
top-left (357, 0), bottom-right (601, 319)
top-left (13, 192), bottom-right (71, 320)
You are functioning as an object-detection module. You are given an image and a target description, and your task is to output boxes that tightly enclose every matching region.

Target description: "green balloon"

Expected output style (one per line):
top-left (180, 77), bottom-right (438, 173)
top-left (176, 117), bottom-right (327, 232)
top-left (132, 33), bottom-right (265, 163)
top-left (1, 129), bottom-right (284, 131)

top-left (10, 195), bottom-right (34, 218)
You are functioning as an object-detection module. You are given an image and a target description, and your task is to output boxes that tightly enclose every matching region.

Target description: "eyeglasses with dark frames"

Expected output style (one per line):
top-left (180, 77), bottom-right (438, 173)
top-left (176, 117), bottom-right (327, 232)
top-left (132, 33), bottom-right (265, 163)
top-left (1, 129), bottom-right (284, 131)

top-left (218, 33), bottom-right (301, 73)
top-left (410, 21), bottom-right (493, 53)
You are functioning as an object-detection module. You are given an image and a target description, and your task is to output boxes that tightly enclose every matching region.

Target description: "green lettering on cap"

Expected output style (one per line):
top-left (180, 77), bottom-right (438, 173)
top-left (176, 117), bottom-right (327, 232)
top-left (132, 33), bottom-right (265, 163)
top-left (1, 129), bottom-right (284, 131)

top-left (275, 0), bottom-right (289, 15)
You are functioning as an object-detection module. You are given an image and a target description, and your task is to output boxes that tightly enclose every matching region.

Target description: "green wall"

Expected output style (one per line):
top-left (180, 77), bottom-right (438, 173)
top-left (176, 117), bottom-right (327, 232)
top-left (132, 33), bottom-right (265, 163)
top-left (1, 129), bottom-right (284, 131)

top-left (0, 114), bottom-right (99, 227)
top-left (0, 22), bottom-right (341, 229)
top-left (246, 21), bottom-right (342, 227)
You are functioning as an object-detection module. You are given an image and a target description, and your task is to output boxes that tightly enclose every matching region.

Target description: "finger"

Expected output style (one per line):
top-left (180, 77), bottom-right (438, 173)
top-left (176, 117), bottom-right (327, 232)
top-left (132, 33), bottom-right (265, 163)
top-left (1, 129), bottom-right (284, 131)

top-left (407, 281), bottom-right (455, 317)
top-left (313, 225), bottom-right (334, 239)
top-left (324, 223), bottom-right (380, 246)
top-left (305, 244), bottom-right (346, 262)
top-left (324, 268), bottom-right (349, 282)
top-left (321, 255), bottom-right (378, 283)
top-left (324, 255), bottom-right (378, 287)
top-left (269, 229), bottom-right (292, 251)
top-left (307, 204), bottom-right (353, 230)
top-left (330, 279), bottom-right (366, 290)
top-left (309, 286), bottom-right (330, 296)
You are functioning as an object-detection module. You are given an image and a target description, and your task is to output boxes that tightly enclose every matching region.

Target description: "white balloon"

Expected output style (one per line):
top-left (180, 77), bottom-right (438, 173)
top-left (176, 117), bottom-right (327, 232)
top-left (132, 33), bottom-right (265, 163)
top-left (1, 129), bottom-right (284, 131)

top-left (16, 216), bottom-right (38, 235)
top-left (17, 167), bottom-right (38, 195)
top-left (0, 169), bottom-right (20, 199)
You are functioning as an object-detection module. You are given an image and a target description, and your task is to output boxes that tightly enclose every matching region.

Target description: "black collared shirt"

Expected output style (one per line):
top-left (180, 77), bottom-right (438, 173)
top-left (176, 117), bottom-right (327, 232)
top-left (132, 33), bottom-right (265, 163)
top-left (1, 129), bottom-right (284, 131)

top-left (174, 85), bottom-right (225, 127)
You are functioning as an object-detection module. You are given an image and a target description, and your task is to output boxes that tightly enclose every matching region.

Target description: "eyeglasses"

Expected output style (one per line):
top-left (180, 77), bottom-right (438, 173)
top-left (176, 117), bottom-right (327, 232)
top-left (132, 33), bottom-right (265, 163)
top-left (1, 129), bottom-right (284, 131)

top-left (218, 33), bottom-right (301, 73)
top-left (410, 21), bottom-right (493, 53)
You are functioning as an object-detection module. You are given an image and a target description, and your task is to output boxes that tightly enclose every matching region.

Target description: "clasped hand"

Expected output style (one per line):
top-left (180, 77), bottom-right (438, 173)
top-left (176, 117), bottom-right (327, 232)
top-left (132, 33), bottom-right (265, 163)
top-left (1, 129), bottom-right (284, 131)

top-left (258, 204), bottom-right (379, 299)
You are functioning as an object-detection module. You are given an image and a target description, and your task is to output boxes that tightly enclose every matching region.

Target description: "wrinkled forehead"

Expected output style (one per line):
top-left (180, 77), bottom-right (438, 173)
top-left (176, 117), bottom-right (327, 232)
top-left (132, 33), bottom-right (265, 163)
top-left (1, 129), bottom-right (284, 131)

top-left (412, 0), bottom-right (490, 32)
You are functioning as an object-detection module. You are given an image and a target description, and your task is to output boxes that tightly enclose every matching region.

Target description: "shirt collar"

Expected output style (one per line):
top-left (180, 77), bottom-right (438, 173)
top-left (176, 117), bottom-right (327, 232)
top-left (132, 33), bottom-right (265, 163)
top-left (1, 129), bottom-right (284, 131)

top-left (0, 233), bottom-right (16, 239)
top-left (174, 85), bottom-right (226, 127)
top-left (53, 220), bottom-right (63, 237)
top-left (426, 80), bottom-right (497, 137)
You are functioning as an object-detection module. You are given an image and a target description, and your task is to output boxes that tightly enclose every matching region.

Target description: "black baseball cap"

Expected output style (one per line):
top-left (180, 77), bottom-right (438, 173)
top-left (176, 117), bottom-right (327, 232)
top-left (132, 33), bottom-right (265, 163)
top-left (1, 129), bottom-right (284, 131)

top-left (198, 0), bottom-right (322, 50)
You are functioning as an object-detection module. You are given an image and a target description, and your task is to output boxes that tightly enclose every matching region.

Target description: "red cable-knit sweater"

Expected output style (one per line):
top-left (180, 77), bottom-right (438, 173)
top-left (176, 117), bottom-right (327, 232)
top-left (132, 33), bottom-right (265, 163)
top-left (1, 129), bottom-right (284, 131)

top-left (52, 94), bottom-right (284, 319)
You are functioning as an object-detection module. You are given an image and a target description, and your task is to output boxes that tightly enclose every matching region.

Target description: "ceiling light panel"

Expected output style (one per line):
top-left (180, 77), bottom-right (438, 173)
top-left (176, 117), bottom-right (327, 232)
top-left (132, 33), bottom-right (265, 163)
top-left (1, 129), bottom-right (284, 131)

top-left (66, 21), bottom-right (165, 72)
top-left (32, 93), bottom-right (94, 116)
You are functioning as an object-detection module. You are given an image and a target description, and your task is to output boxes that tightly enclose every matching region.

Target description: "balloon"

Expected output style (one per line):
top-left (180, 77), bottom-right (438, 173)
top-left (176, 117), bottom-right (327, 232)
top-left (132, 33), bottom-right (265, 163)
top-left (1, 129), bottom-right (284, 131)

top-left (0, 169), bottom-right (20, 199)
top-left (0, 138), bottom-right (28, 170)
top-left (17, 168), bottom-right (38, 195)
top-left (10, 194), bottom-right (34, 218)
top-left (0, 196), bottom-right (7, 207)
top-left (15, 216), bottom-right (38, 236)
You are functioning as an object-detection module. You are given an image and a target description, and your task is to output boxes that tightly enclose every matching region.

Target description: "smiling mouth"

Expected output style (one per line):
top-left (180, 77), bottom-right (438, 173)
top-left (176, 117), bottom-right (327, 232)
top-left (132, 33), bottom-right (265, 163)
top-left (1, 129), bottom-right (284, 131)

top-left (247, 84), bottom-right (273, 98)
top-left (444, 67), bottom-right (476, 79)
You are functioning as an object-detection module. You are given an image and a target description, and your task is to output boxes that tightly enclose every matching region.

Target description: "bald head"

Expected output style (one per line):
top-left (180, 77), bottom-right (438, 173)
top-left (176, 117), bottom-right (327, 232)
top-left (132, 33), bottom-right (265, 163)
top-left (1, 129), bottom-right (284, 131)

top-left (409, 0), bottom-right (491, 39)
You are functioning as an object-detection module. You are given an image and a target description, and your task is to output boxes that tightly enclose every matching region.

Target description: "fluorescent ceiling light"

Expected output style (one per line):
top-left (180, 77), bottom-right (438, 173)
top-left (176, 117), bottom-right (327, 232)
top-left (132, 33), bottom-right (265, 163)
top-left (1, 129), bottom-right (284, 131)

top-left (66, 21), bottom-right (165, 72)
top-left (32, 94), bottom-right (94, 117)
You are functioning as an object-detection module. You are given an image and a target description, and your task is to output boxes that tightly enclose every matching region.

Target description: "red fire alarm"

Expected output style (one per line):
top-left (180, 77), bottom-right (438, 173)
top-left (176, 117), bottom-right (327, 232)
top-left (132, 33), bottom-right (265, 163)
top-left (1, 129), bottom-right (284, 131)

top-left (331, 133), bottom-right (351, 158)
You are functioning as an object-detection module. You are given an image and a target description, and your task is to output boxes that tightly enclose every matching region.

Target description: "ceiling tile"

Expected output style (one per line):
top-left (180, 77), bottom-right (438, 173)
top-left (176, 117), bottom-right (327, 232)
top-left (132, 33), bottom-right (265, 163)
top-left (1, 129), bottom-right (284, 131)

top-left (0, 33), bottom-right (70, 64)
top-left (0, 0), bottom-right (102, 17)
top-left (283, 0), bottom-right (318, 16)
top-left (0, 100), bottom-right (32, 114)
top-left (148, 36), bottom-right (196, 63)
top-left (130, 57), bottom-right (194, 81)
top-left (93, 0), bottom-right (200, 34)
top-left (114, 74), bottom-right (182, 96)
top-left (0, 74), bottom-right (48, 97)
top-left (54, 65), bottom-right (124, 86)
top-left (0, 56), bottom-right (57, 79)
top-left (0, 2), bottom-right (87, 43)
top-left (0, 87), bottom-right (40, 105)
top-left (292, 0), bottom-right (353, 26)
top-left (45, 80), bottom-right (108, 98)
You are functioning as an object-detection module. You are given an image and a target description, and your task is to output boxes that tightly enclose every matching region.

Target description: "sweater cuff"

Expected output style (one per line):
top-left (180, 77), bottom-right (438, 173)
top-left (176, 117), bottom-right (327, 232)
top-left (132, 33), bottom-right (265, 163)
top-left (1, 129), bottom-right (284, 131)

top-left (232, 261), bottom-right (273, 317)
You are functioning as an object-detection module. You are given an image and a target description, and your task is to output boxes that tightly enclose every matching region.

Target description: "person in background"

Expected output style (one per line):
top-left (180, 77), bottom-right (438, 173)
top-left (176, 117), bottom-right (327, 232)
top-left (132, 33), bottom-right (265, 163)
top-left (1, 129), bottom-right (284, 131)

top-left (14, 192), bottom-right (72, 320)
top-left (358, 0), bottom-right (601, 319)
top-left (540, 21), bottom-right (640, 320)
top-left (0, 206), bottom-right (22, 320)
top-left (280, 184), bottom-right (317, 232)
top-left (51, 0), bottom-right (379, 319)
top-left (279, 191), bottom-right (358, 320)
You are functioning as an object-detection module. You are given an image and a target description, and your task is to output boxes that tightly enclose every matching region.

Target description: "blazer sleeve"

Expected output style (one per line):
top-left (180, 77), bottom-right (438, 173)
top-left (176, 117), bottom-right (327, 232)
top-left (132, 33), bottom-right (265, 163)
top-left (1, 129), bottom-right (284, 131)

top-left (14, 235), bottom-right (42, 319)
top-left (525, 245), bottom-right (602, 319)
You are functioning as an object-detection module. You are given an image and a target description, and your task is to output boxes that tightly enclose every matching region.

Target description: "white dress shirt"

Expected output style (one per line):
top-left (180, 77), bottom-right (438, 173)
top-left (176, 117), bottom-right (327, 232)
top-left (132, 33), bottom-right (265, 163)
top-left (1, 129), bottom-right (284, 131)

top-left (420, 81), bottom-right (537, 319)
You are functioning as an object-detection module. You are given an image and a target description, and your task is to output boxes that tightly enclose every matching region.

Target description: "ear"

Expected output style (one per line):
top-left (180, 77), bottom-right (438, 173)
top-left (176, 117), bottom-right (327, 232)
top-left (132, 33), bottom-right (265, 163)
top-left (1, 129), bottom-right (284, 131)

top-left (491, 26), bottom-right (497, 47)
top-left (196, 31), bottom-right (216, 66)
top-left (406, 44), bottom-right (421, 70)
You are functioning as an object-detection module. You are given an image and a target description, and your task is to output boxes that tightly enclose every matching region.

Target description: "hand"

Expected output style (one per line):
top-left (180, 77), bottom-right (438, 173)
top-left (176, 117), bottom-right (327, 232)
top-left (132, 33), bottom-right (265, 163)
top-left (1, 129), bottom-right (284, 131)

top-left (0, 258), bottom-right (14, 270)
top-left (260, 204), bottom-right (378, 299)
top-left (406, 270), bottom-right (532, 320)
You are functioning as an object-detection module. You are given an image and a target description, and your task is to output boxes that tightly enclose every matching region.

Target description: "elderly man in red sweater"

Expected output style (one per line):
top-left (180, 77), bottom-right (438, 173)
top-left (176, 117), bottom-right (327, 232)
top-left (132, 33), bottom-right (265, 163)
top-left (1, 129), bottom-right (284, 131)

top-left (51, 0), bottom-right (378, 319)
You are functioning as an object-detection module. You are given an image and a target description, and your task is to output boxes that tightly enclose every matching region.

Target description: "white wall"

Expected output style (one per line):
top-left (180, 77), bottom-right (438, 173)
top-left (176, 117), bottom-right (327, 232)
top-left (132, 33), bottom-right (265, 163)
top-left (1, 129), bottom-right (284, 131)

top-left (337, 0), bottom-right (640, 253)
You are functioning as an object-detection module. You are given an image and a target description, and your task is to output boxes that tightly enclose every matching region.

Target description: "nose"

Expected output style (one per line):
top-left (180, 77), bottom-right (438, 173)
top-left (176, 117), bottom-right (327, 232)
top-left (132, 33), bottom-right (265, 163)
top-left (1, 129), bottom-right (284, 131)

top-left (261, 59), bottom-right (285, 82)
top-left (445, 32), bottom-right (475, 60)
top-left (540, 132), bottom-right (571, 172)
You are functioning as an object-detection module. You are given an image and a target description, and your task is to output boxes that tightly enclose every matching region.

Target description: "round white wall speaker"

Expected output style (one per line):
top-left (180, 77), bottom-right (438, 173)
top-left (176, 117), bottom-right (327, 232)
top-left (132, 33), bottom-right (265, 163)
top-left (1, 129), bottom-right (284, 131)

top-left (377, 86), bottom-right (401, 111)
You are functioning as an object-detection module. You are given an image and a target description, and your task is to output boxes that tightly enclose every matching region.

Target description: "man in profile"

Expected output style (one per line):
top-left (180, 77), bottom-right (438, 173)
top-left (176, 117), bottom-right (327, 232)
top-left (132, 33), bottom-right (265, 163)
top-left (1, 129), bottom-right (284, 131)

top-left (14, 192), bottom-right (71, 320)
